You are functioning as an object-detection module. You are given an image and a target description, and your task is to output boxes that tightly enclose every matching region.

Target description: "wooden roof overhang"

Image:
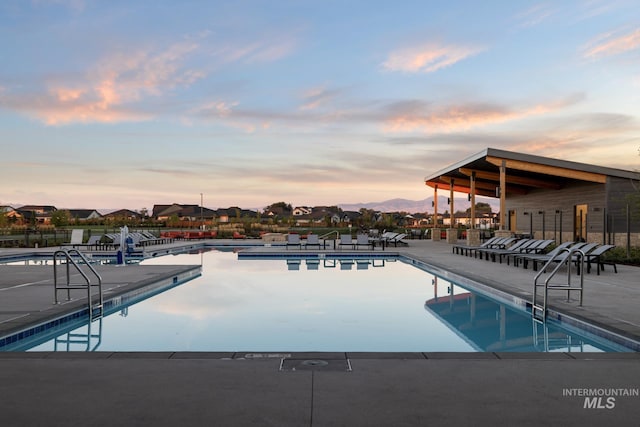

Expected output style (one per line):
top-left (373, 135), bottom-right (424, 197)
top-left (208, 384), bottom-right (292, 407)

top-left (422, 148), bottom-right (632, 198)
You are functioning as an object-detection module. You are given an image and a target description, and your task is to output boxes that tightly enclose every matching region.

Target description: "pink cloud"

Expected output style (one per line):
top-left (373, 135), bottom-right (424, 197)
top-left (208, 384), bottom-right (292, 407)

top-left (583, 27), bottom-right (640, 59)
top-left (1, 41), bottom-right (204, 125)
top-left (382, 43), bottom-right (483, 73)
top-left (383, 94), bottom-right (584, 133)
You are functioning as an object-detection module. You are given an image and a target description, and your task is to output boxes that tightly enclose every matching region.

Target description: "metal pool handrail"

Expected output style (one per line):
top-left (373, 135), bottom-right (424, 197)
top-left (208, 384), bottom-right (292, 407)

top-left (319, 230), bottom-right (340, 249)
top-left (53, 249), bottom-right (103, 320)
top-left (532, 246), bottom-right (585, 320)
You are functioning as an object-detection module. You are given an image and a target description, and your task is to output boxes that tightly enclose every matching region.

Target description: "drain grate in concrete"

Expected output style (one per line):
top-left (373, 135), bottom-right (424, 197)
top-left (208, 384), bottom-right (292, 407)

top-left (279, 358), bottom-right (352, 372)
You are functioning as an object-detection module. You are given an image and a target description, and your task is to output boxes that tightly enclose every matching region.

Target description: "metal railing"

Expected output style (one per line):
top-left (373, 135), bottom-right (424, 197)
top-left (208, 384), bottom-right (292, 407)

top-left (532, 246), bottom-right (585, 320)
top-left (54, 317), bottom-right (103, 351)
top-left (53, 249), bottom-right (103, 320)
top-left (319, 230), bottom-right (340, 249)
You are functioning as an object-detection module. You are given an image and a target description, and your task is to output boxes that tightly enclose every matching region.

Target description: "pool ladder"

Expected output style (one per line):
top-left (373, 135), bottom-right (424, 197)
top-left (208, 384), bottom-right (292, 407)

top-left (53, 249), bottom-right (104, 321)
top-left (532, 247), bottom-right (585, 320)
top-left (54, 317), bottom-right (103, 351)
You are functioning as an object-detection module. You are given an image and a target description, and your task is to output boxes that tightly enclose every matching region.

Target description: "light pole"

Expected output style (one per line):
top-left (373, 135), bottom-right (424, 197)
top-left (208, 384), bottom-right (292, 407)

top-left (524, 211), bottom-right (533, 238)
top-left (555, 209), bottom-right (563, 243)
top-left (538, 210), bottom-right (545, 239)
top-left (200, 193), bottom-right (204, 230)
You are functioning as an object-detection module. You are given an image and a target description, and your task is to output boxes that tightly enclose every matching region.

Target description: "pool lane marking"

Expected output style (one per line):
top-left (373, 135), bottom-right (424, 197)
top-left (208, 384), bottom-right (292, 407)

top-left (0, 279), bottom-right (51, 291)
top-left (0, 313), bottom-right (30, 324)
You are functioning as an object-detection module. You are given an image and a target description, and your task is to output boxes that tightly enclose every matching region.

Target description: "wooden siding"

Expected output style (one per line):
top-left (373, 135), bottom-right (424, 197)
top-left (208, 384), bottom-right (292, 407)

top-left (505, 181), bottom-right (606, 240)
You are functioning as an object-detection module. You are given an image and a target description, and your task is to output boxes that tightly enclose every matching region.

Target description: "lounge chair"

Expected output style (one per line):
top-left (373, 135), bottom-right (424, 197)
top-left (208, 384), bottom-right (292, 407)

top-left (468, 237), bottom-right (517, 258)
top-left (386, 233), bottom-right (408, 247)
top-left (370, 232), bottom-right (396, 249)
top-left (338, 234), bottom-right (353, 250)
top-left (286, 233), bottom-right (301, 249)
top-left (64, 229), bottom-right (84, 248)
top-left (304, 234), bottom-right (323, 249)
top-left (483, 239), bottom-right (555, 264)
top-left (517, 242), bottom-right (585, 270)
top-left (584, 244), bottom-right (617, 274)
top-left (452, 236), bottom-right (501, 256)
top-left (476, 238), bottom-right (534, 263)
top-left (84, 235), bottom-right (103, 249)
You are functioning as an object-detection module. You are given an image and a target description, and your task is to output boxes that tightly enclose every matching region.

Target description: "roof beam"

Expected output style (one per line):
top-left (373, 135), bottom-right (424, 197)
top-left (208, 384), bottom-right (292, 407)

top-left (426, 180), bottom-right (482, 195)
top-left (485, 157), bottom-right (607, 184)
top-left (426, 179), bottom-right (503, 197)
top-left (459, 168), bottom-right (562, 189)
top-left (438, 176), bottom-right (529, 195)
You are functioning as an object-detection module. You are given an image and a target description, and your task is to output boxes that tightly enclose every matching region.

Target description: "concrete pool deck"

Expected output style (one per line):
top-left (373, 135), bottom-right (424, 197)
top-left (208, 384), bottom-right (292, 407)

top-left (0, 239), bottom-right (639, 425)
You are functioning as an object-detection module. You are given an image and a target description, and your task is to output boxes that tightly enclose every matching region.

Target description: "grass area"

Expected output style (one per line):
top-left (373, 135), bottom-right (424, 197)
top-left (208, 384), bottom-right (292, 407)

top-left (602, 246), bottom-right (640, 266)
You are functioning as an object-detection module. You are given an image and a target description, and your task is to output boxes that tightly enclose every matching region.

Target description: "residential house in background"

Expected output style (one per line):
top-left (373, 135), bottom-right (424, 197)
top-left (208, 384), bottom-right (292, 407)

top-left (68, 209), bottom-right (102, 222)
top-left (104, 209), bottom-right (144, 221)
top-left (1, 206), bottom-right (22, 220)
top-left (153, 204), bottom-right (216, 222)
top-left (293, 206), bottom-right (312, 216)
top-left (16, 205), bottom-right (57, 224)
top-left (216, 207), bottom-right (258, 223)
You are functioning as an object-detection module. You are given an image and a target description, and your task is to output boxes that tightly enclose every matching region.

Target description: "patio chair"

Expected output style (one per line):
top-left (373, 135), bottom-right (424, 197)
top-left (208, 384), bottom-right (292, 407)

top-left (303, 234), bottom-right (323, 249)
top-left (286, 233), bottom-right (301, 250)
top-left (354, 233), bottom-right (373, 250)
top-left (338, 234), bottom-right (353, 250)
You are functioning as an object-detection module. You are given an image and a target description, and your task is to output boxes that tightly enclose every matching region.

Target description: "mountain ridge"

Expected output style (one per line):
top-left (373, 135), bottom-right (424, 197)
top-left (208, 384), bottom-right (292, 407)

top-left (338, 197), bottom-right (499, 213)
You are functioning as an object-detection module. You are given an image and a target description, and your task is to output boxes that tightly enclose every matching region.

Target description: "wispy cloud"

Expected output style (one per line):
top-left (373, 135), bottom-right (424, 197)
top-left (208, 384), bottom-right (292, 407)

top-left (299, 87), bottom-right (342, 111)
top-left (382, 43), bottom-right (483, 73)
top-left (382, 93), bottom-right (585, 133)
top-left (583, 27), bottom-right (640, 59)
top-left (189, 90), bottom-right (587, 136)
top-left (212, 36), bottom-right (297, 65)
top-left (0, 41), bottom-right (204, 125)
top-left (515, 3), bottom-right (555, 28)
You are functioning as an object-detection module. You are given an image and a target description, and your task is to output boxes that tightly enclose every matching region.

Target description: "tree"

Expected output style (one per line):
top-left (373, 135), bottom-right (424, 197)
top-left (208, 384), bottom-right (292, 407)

top-left (51, 210), bottom-right (70, 227)
top-left (466, 202), bottom-right (492, 215)
top-left (265, 202), bottom-right (292, 213)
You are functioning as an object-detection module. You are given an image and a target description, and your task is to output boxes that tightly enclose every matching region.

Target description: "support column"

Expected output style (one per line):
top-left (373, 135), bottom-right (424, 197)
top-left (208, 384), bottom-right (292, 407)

top-left (447, 179), bottom-right (457, 243)
top-left (432, 184), bottom-right (440, 241)
top-left (467, 171), bottom-right (481, 246)
top-left (495, 160), bottom-right (512, 238)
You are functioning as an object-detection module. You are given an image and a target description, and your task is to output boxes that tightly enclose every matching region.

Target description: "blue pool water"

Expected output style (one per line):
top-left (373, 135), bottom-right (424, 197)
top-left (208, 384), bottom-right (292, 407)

top-left (6, 249), bottom-right (630, 352)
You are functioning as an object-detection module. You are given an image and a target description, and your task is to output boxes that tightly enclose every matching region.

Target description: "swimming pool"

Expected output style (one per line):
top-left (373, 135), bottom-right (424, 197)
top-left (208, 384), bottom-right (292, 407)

top-left (6, 248), bottom-right (629, 352)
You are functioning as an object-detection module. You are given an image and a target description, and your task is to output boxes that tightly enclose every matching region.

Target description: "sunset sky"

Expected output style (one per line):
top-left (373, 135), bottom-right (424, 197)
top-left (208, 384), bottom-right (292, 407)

top-left (1, 0), bottom-right (639, 212)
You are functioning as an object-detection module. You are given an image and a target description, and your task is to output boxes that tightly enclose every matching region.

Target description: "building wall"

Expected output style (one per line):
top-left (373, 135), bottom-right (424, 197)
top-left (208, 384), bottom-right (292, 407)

top-left (505, 181), bottom-right (606, 242)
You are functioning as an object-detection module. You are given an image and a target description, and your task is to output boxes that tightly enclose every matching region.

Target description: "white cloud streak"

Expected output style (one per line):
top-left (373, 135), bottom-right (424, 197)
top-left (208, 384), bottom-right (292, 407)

top-left (583, 27), bottom-right (640, 59)
top-left (382, 43), bottom-right (484, 73)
